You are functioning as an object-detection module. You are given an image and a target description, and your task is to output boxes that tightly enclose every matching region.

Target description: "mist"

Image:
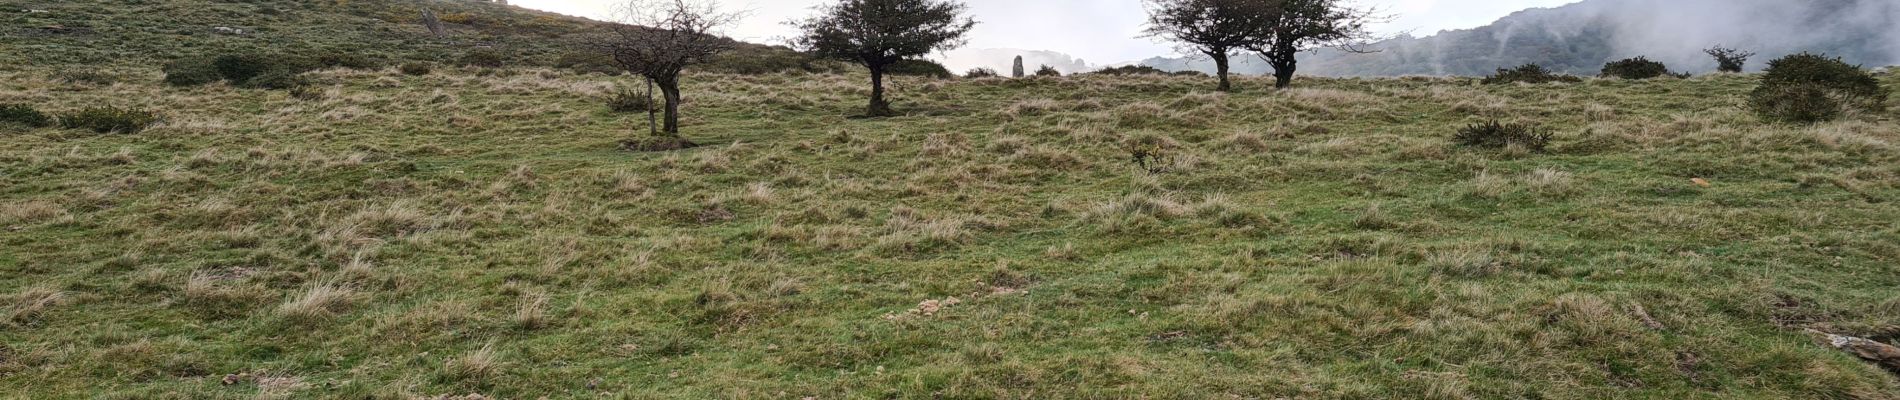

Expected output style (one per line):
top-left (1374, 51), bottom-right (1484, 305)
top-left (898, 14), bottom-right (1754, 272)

top-left (1145, 0), bottom-right (1900, 77)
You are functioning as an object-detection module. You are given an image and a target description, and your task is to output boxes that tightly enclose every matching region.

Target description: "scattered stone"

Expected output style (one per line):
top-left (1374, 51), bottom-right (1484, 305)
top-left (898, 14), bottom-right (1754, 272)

top-left (1812, 329), bottom-right (1900, 371)
top-left (1629, 304), bottom-right (1666, 330)
top-left (212, 26), bottom-right (246, 35)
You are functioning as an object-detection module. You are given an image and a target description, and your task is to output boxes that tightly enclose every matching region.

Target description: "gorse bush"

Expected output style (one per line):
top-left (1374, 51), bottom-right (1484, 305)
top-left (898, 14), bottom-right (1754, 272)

top-left (1750, 84), bottom-right (1842, 124)
top-left (244, 69), bottom-right (309, 90)
top-left (163, 58), bottom-right (222, 86)
top-left (553, 52), bottom-right (620, 75)
top-left (314, 52), bottom-right (381, 70)
top-left (1750, 53), bottom-right (1887, 123)
top-left (460, 49), bottom-right (507, 68)
top-left (965, 68), bottom-right (998, 78)
top-left (1482, 64), bottom-right (1582, 85)
top-left (0, 104), bottom-right (52, 128)
top-left (1035, 65), bottom-right (1061, 77)
top-left (60, 107), bottom-right (160, 134)
top-left (399, 62), bottom-right (434, 76)
top-left (213, 54), bottom-right (276, 84)
top-left (607, 89), bottom-right (656, 113)
top-left (889, 59), bottom-right (953, 79)
top-left (1454, 121), bottom-right (1551, 152)
top-left (1091, 65), bottom-right (1171, 76)
top-left (1599, 57), bottom-right (1677, 80)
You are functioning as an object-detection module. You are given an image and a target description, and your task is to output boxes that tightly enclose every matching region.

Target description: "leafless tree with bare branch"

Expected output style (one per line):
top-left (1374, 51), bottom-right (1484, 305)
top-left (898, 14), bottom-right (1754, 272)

top-left (589, 0), bottom-right (740, 147)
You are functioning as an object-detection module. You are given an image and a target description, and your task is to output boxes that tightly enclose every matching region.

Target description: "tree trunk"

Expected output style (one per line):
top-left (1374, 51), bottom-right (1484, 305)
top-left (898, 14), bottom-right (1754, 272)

top-left (1270, 47), bottom-right (1298, 89)
top-left (867, 65), bottom-right (892, 117)
top-left (1271, 59), bottom-right (1296, 89)
top-left (644, 76), bottom-right (658, 137)
top-left (1211, 52), bottom-right (1232, 92)
top-left (658, 78), bottom-right (682, 135)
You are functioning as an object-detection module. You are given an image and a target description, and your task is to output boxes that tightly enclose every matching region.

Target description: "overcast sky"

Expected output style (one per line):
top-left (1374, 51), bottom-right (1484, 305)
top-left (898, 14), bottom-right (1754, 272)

top-left (512, 0), bottom-right (1583, 65)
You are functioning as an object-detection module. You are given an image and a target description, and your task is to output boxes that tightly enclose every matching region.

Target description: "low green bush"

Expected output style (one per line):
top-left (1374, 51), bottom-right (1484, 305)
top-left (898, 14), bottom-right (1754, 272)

top-left (607, 88), bottom-right (655, 113)
top-left (459, 49), bottom-right (507, 68)
top-left (889, 59), bottom-right (953, 79)
top-left (163, 58), bottom-right (222, 86)
top-left (1035, 65), bottom-right (1061, 77)
top-left (1454, 121), bottom-right (1551, 152)
top-left (1749, 53), bottom-right (1887, 123)
top-left (214, 54), bottom-right (276, 84)
top-left (243, 70), bottom-right (309, 90)
top-left (1749, 84), bottom-right (1843, 123)
top-left (0, 104), bottom-right (52, 128)
top-left (399, 62), bottom-right (434, 76)
top-left (1482, 64), bottom-right (1583, 85)
top-left (552, 52), bottom-right (620, 75)
top-left (314, 52), bottom-right (381, 70)
top-left (1090, 65), bottom-right (1173, 76)
top-left (61, 107), bottom-right (160, 134)
top-left (1600, 57), bottom-right (1677, 79)
top-left (965, 68), bottom-right (998, 78)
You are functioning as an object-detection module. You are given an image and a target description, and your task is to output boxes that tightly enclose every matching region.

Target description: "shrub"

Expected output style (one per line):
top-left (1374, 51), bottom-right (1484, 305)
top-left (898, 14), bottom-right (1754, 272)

top-left (1123, 133), bottom-right (1177, 174)
top-left (60, 107), bottom-right (160, 134)
top-left (1749, 53), bottom-right (1887, 122)
top-left (243, 69), bottom-right (309, 90)
top-left (1482, 64), bottom-right (1582, 85)
top-left (1749, 84), bottom-right (1842, 123)
top-left (213, 54), bottom-right (275, 84)
top-left (163, 58), bottom-right (222, 86)
top-left (607, 88), bottom-right (656, 113)
top-left (889, 59), bottom-right (953, 79)
top-left (964, 68), bottom-right (998, 78)
top-left (1453, 121), bottom-right (1551, 152)
top-left (1600, 57), bottom-right (1676, 79)
top-left (460, 49), bottom-right (507, 68)
top-left (314, 52), bottom-right (381, 70)
top-left (1090, 65), bottom-right (1172, 76)
top-left (1704, 46), bottom-right (1756, 73)
top-left (1035, 65), bottom-right (1061, 77)
top-left (553, 52), bottom-right (620, 75)
top-left (399, 62), bottom-right (434, 76)
top-left (56, 70), bottom-right (115, 85)
top-left (0, 104), bottom-right (52, 128)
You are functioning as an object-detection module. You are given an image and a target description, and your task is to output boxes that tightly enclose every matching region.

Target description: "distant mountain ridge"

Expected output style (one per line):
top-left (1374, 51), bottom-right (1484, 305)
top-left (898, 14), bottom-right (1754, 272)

top-left (1141, 0), bottom-right (1900, 77)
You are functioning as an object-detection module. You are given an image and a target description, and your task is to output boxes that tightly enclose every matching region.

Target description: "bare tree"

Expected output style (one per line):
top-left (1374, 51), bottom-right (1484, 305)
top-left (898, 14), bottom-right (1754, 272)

top-left (590, 0), bottom-right (739, 146)
top-left (1142, 0), bottom-right (1271, 91)
top-left (1705, 46), bottom-right (1757, 73)
top-left (1246, 0), bottom-right (1382, 89)
top-left (792, 0), bottom-right (976, 117)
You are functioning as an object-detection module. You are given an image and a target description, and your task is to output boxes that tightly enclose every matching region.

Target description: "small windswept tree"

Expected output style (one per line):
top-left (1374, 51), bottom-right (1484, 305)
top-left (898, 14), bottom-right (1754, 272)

top-left (1246, 0), bottom-right (1382, 89)
top-left (1704, 46), bottom-right (1756, 73)
top-left (590, 0), bottom-right (739, 149)
top-left (793, 0), bottom-right (976, 117)
top-left (1141, 0), bottom-right (1270, 91)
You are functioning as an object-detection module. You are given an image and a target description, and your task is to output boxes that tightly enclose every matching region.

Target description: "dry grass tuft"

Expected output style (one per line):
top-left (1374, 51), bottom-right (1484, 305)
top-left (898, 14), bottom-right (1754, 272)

top-left (442, 343), bottom-right (503, 383)
top-left (276, 283), bottom-right (357, 321)
top-left (4, 286), bottom-right (68, 326)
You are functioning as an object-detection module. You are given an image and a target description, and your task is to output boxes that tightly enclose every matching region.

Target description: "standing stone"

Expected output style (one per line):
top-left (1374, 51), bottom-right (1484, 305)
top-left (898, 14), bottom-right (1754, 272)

top-left (1012, 56), bottom-right (1025, 78)
top-left (420, 9), bottom-right (446, 36)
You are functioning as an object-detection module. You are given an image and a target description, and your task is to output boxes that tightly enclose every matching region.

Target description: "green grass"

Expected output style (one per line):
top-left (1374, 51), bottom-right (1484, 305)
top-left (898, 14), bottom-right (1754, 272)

top-left (2, 65), bottom-right (1900, 399)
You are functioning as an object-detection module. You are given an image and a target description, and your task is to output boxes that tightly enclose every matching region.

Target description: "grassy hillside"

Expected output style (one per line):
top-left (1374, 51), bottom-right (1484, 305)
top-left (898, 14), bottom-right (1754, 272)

top-left (0, 0), bottom-right (822, 73)
top-left (4, 62), bottom-right (1900, 398)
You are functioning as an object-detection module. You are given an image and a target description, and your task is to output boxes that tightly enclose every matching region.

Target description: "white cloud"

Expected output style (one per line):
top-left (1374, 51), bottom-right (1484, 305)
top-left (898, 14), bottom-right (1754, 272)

top-left (512, 0), bottom-right (1586, 65)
